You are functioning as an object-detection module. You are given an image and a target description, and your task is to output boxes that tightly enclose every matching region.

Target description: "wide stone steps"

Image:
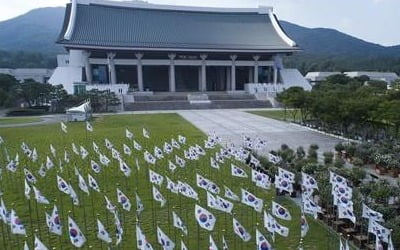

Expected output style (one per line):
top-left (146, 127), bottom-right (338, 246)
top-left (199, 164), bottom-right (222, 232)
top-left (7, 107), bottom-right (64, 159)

top-left (125, 99), bottom-right (271, 111)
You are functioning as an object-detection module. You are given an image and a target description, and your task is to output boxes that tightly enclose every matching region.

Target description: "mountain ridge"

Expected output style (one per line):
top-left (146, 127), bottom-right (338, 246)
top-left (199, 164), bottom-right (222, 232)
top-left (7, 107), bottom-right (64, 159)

top-left (0, 7), bottom-right (399, 72)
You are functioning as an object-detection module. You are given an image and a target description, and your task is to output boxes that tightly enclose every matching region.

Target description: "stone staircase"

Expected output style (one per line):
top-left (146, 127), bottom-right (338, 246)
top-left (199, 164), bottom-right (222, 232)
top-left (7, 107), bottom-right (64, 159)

top-left (125, 92), bottom-right (272, 111)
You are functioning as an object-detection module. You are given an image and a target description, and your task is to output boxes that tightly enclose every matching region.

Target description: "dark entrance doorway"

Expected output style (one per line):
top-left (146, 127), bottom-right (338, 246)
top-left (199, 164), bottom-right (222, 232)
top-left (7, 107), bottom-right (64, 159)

top-left (143, 66), bottom-right (169, 91)
top-left (175, 66), bottom-right (199, 92)
top-left (206, 66), bottom-right (227, 91)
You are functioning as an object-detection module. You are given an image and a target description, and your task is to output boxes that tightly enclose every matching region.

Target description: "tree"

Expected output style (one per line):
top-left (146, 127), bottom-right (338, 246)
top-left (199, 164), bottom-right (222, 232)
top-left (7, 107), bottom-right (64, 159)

top-left (276, 87), bottom-right (312, 123)
top-left (16, 80), bottom-right (54, 107)
top-left (85, 89), bottom-right (121, 112)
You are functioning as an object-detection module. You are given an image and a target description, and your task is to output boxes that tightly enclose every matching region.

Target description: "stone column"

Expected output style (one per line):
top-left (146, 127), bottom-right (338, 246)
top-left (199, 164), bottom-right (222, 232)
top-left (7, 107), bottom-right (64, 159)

top-left (168, 53), bottom-right (176, 92)
top-left (230, 55), bottom-right (237, 91)
top-left (83, 51), bottom-right (92, 83)
top-left (200, 54), bottom-right (207, 92)
top-left (226, 67), bottom-right (231, 91)
top-left (273, 66), bottom-right (278, 91)
top-left (107, 52), bottom-right (116, 85)
top-left (253, 55), bottom-right (260, 84)
top-left (135, 53), bottom-right (144, 92)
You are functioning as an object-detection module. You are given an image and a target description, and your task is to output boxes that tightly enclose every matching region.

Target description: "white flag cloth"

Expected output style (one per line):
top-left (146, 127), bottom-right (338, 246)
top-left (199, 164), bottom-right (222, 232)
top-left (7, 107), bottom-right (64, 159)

top-left (33, 186), bottom-right (50, 204)
top-left (209, 235), bottom-right (218, 250)
top-left (105, 138), bottom-right (113, 150)
top-left (24, 179), bottom-right (31, 200)
top-left (268, 153), bottom-right (281, 164)
top-left (24, 241), bottom-right (29, 250)
top-left (329, 171), bottom-right (347, 185)
top-left (92, 142), bottom-right (99, 153)
top-left (210, 157), bottom-right (220, 170)
top-left (181, 240), bottom-right (188, 250)
top-left (38, 164), bottom-right (47, 177)
top-left (178, 181), bottom-right (199, 200)
top-left (195, 204), bottom-right (216, 231)
top-left (251, 169), bottom-right (271, 189)
top-left (49, 205), bottom-right (62, 236)
top-left (114, 212), bottom-right (123, 245)
top-left (119, 160), bottom-right (132, 177)
top-left (362, 204), bottom-right (384, 222)
top-left (78, 174), bottom-right (90, 195)
top-left (171, 138), bottom-right (180, 149)
top-left (72, 143), bottom-right (79, 155)
top-left (222, 236), bottom-right (229, 250)
top-left (68, 216), bottom-right (86, 248)
top-left (388, 235), bottom-right (394, 250)
top-left (207, 192), bottom-right (233, 214)
top-left (90, 160), bottom-right (101, 174)
top-left (368, 220), bottom-right (390, 243)
top-left (154, 146), bottom-right (164, 159)
top-left (278, 167), bottom-right (295, 183)
top-left (126, 129), bottom-right (134, 139)
top-left (272, 201), bottom-right (292, 220)
top-left (86, 121), bottom-right (93, 132)
top-left (168, 160), bottom-right (177, 172)
top-left (136, 225), bottom-right (153, 250)
top-left (332, 183), bottom-right (353, 200)
top-left (143, 128), bottom-right (150, 139)
top-left (46, 156), bottom-right (54, 169)
top-left (24, 168), bottom-right (37, 184)
top-left (164, 142), bottom-right (173, 154)
top-left (0, 198), bottom-right (9, 225)
top-left (256, 229), bottom-right (272, 250)
top-left (178, 135), bottom-right (186, 144)
top-left (197, 174), bottom-right (220, 194)
top-left (57, 175), bottom-right (71, 195)
top-left (264, 211), bottom-right (289, 238)
top-left (104, 196), bottom-right (116, 214)
top-left (152, 186), bottom-right (166, 207)
top-left (175, 155), bottom-right (186, 168)
top-left (88, 174), bottom-right (100, 192)
top-left (157, 226), bottom-right (175, 250)
top-left (134, 140), bottom-right (142, 151)
top-left (34, 235), bottom-right (49, 250)
top-left (241, 189), bottom-right (263, 212)
top-left (111, 148), bottom-right (120, 160)
top-left (274, 175), bottom-right (294, 193)
top-left (149, 169), bottom-right (164, 186)
top-left (338, 204), bottom-right (356, 224)
top-left (172, 211), bottom-right (188, 235)
top-left (224, 186), bottom-right (240, 201)
top-left (166, 177), bottom-right (179, 194)
top-left (123, 144), bottom-right (132, 155)
top-left (80, 146), bottom-right (89, 159)
top-left (117, 188), bottom-right (131, 211)
top-left (231, 164), bottom-right (248, 178)
top-left (10, 209), bottom-right (26, 235)
top-left (301, 212), bottom-right (309, 238)
top-left (97, 219), bottom-right (112, 243)
top-left (144, 151), bottom-right (156, 165)
top-left (303, 196), bottom-right (322, 219)
top-left (136, 193), bottom-right (144, 215)
top-left (99, 153), bottom-right (110, 166)
top-left (375, 238), bottom-right (384, 250)
top-left (61, 122), bottom-right (68, 133)
top-left (232, 217), bottom-right (251, 242)
top-left (302, 172), bottom-right (318, 190)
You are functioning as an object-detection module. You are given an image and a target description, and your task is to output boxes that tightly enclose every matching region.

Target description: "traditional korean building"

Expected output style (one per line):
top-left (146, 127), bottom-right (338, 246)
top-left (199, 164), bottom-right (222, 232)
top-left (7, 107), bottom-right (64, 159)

top-left (50, 0), bottom-right (310, 98)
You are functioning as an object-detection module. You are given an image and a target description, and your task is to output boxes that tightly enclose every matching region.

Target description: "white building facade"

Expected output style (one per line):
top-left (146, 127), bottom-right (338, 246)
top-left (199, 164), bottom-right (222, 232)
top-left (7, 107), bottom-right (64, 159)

top-left (50, 0), bottom-right (309, 95)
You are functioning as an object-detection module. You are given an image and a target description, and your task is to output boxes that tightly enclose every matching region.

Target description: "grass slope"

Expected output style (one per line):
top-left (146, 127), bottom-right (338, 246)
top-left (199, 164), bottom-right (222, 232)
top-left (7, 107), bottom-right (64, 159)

top-left (0, 114), bottom-right (343, 249)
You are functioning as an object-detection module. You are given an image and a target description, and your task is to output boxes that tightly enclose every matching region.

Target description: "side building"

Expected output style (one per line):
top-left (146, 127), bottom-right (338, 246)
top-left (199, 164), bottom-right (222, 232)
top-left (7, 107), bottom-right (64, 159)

top-left (49, 0), bottom-right (310, 97)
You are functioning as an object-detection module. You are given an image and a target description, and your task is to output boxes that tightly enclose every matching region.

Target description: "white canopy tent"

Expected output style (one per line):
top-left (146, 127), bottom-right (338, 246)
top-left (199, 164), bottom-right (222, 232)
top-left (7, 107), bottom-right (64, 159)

top-left (66, 100), bottom-right (92, 121)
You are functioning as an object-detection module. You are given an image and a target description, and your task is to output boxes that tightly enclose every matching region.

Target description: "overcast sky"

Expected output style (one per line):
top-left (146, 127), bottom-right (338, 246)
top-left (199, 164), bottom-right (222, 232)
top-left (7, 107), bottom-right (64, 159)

top-left (1, 0), bottom-right (399, 46)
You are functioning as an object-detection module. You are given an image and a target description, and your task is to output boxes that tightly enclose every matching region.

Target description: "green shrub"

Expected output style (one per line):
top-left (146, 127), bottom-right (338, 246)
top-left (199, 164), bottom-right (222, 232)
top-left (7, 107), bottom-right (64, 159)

top-left (323, 151), bottom-right (334, 165)
top-left (6, 108), bottom-right (46, 116)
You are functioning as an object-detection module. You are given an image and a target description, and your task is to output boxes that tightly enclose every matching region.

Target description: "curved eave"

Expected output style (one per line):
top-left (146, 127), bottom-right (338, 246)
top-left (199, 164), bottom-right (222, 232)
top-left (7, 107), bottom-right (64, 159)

top-left (268, 11), bottom-right (297, 47)
top-left (58, 43), bottom-right (301, 54)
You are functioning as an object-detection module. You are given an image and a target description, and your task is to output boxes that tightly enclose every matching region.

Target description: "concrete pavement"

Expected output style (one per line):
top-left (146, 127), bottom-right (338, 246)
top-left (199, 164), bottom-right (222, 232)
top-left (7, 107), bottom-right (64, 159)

top-left (178, 109), bottom-right (343, 154)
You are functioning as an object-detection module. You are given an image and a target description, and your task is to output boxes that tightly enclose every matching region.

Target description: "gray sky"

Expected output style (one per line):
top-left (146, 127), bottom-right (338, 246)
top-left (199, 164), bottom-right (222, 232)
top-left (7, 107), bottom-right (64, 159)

top-left (1, 0), bottom-right (399, 46)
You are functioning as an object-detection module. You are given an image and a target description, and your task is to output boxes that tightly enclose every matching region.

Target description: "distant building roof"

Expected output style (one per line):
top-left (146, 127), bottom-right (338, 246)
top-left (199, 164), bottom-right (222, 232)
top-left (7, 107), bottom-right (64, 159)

top-left (344, 71), bottom-right (399, 83)
top-left (0, 68), bottom-right (54, 83)
top-left (305, 72), bottom-right (341, 82)
top-left (57, 0), bottom-right (299, 53)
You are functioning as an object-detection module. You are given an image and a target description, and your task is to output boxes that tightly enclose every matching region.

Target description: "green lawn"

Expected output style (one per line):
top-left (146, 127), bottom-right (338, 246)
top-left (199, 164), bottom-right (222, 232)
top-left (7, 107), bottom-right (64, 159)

top-left (248, 110), bottom-right (300, 123)
top-left (0, 116), bottom-right (41, 125)
top-left (0, 114), bottom-right (344, 249)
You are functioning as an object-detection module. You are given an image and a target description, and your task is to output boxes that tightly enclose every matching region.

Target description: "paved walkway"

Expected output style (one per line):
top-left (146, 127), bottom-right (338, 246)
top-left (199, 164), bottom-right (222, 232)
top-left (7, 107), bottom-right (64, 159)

top-left (178, 109), bottom-right (343, 154)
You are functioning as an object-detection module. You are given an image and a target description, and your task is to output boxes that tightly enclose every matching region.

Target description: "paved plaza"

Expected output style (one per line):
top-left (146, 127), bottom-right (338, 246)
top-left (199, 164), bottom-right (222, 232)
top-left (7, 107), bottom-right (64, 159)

top-left (178, 109), bottom-right (343, 155)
